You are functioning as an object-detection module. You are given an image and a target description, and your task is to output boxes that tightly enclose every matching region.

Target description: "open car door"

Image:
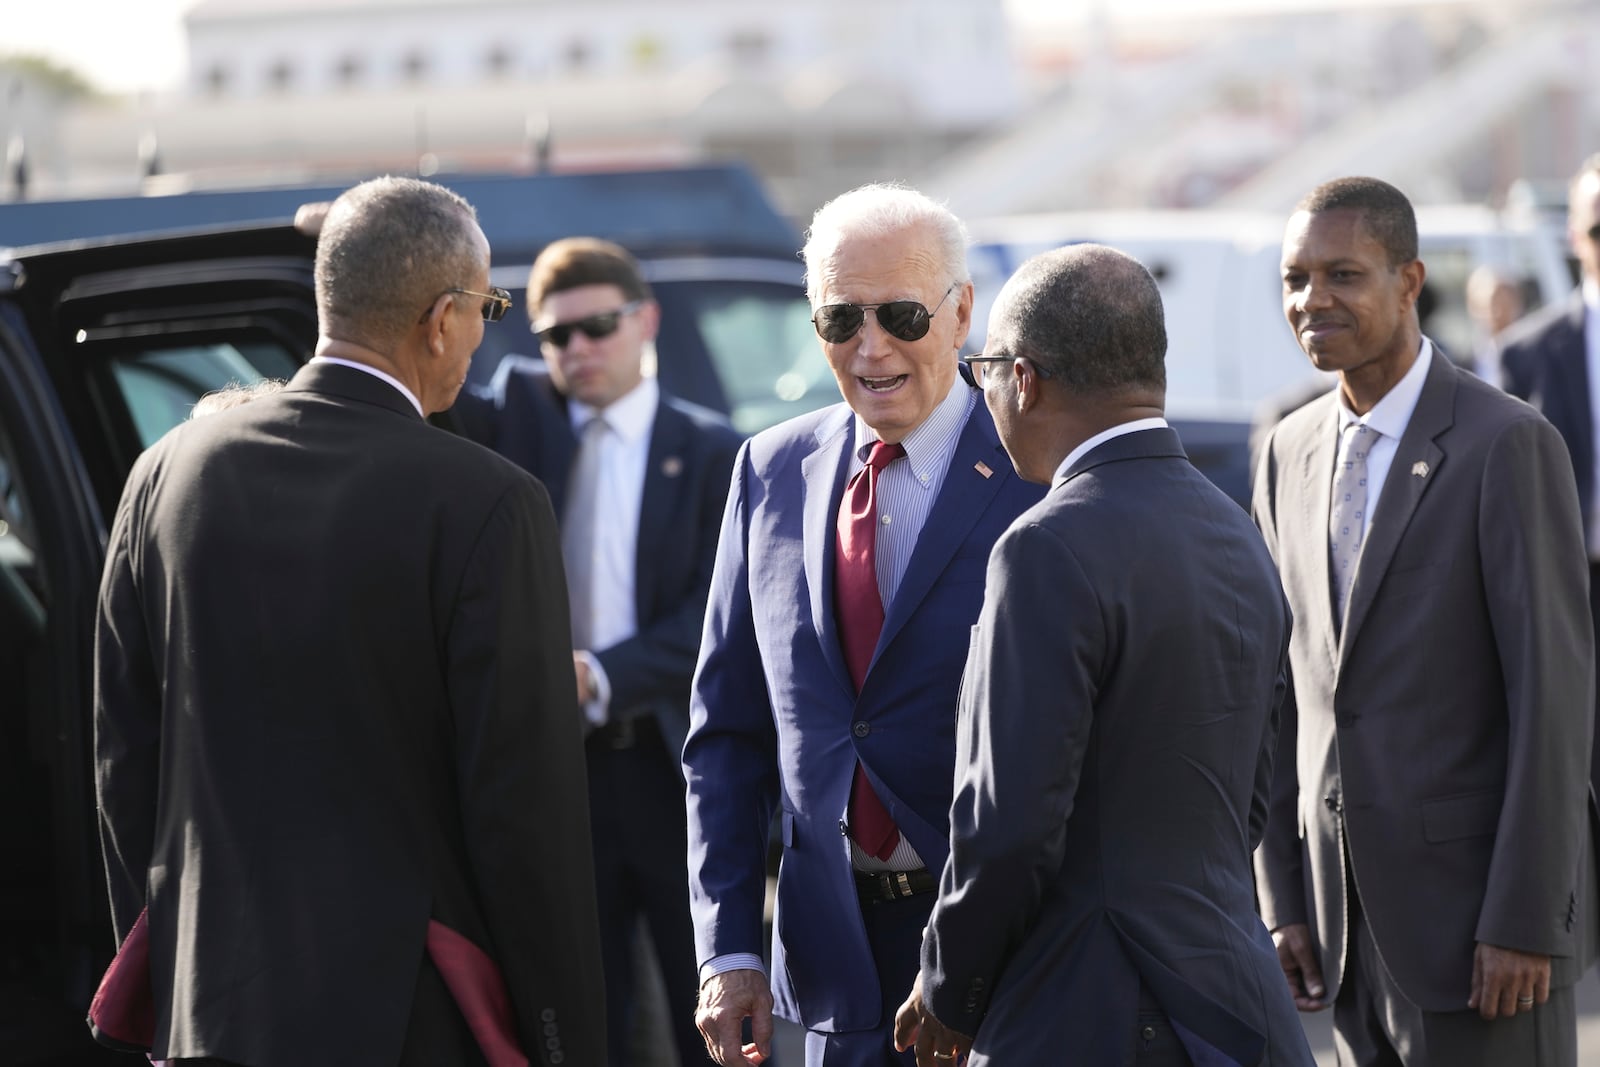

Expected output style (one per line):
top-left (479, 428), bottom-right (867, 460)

top-left (0, 221), bottom-right (317, 1062)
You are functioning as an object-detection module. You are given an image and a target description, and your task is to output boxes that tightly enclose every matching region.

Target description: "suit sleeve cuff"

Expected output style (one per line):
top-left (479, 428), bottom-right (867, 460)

top-left (699, 953), bottom-right (767, 987)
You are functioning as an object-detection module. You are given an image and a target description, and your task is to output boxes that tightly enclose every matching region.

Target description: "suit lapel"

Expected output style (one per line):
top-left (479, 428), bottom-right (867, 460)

top-left (1338, 355), bottom-right (1454, 668)
top-left (541, 379), bottom-right (578, 520)
top-left (1556, 298), bottom-right (1593, 515)
top-left (1293, 400), bottom-right (1341, 666)
top-left (802, 408), bottom-right (857, 697)
top-left (878, 399), bottom-right (1010, 655)
top-left (635, 399), bottom-right (689, 621)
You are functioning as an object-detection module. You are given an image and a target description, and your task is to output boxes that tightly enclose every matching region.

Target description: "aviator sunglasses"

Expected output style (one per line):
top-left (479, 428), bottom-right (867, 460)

top-left (533, 300), bottom-right (645, 348)
top-left (810, 283), bottom-right (956, 344)
top-left (449, 286), bottom-right (512, 322)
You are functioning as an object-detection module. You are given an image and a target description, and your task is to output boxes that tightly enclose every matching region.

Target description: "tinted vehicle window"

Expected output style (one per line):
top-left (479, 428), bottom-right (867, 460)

top-left (659, 279), bottom-right (833, 435)
top-left (91, 337), bottom-right (301, 453)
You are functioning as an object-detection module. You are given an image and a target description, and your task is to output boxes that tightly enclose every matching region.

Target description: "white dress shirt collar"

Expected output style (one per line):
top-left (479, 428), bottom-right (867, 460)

top-left (1337, 337), bottom-right (1433, 439)
top-left (850, 373), bottom-right (975, 485)
top-left (310, 355), bottom-right (423, 416)
top-left (1052, 417), bottom-right (1169, 486)
top-left (569, 375), bottom-right (660, 444)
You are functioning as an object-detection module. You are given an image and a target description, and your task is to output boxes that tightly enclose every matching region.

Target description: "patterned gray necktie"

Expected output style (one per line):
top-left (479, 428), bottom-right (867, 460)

top-left (1329, 422), bottom-right (1377, 629)
top-left (562, 417), bottom-right (609, 650)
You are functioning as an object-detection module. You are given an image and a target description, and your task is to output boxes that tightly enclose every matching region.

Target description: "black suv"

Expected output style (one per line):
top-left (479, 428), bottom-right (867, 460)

top-left (0, 162), bottom-right (831, 1064)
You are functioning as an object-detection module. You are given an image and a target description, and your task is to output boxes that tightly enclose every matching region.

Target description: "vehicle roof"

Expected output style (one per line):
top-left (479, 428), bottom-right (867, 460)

top-left (0, 162), bottom-right (802, 264)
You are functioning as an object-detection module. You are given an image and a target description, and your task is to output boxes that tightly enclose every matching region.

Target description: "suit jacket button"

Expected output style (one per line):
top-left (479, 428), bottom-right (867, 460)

top-left (1141, 1026), bottom-right (1157, 1041)
top-left (839, 819), bottom-right (849, 837)
top-left (1324, 793), bottom-right (1341, 813)
top-left (853, 721), bottom-right (871, 738)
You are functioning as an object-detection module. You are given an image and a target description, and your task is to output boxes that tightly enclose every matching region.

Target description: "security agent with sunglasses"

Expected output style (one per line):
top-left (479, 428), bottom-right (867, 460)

top-left (453, 236), bottom-right (740, 1067)
top-left (684, 183), bottom-right (1043, 1067)
top-left (1502, 153), bottom-right (1600, 793)
top-left (92, 177), bottom-right (606, 1065)
top-left (892, 244), bottom-right (1314, 1067)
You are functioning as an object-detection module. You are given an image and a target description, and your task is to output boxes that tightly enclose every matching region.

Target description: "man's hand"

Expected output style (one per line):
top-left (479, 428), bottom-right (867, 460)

top-left (894, 971), bottom-right (973, 1066)
top-left (1468, 942), bottom-right (1550, 1020)
top-left (573, 653), bottom-right (595, 706)
top-left (697, 968), bottom-right (774, 1065)
top-left (1272, 923), bottom-right (1328, 1011)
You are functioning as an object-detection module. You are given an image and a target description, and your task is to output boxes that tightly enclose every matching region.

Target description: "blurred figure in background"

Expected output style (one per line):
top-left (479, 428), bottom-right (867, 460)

top-left (455, 236), bottom-right (739, 1067)
top-left (1464, 264), bottom-right (1525, 383)
top-left (1501, 153), bottom-right (1600, 790)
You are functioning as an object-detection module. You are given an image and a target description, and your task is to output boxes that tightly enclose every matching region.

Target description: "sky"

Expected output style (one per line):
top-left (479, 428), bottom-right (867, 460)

top-left (1, 0), bottom-right (1475, 96)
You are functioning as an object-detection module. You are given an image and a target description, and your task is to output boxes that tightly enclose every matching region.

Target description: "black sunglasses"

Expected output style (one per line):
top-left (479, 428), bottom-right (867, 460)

top-left (533, 300), bottom-right (644, 348)
top-left (811, 283), bottom-right (957, 344)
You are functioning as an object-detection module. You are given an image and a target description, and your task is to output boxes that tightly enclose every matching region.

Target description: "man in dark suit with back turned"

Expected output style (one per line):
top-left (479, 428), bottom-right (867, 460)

top-left (685, 183), bottom-right (1044, 1067)
top-left (893, 244), bottom-right (1314, 1067)
top-left (1255, 176), bottom-right (1597, 1066)
top-left (1501, 153), bottom-right (1600, 787)
top-left (93, 175), bottom-right (606, 1066)
top-left (454, 237), bottom-right (739, 1067)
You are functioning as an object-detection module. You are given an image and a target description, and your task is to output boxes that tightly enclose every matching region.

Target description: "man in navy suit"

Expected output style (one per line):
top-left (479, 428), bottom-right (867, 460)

top-left (1501, 153), bottom-right (1600, 786)
top-left (893, 244), bottom-right (1314, 1067)
top-left (684, 184), bottom-right (1043, 1067)
top-left (454, 237), bottom-right (740, 1067)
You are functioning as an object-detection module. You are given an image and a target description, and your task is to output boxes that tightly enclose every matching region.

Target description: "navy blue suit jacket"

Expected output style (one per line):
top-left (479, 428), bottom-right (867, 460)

top-left (455, 356), bottom-right (742, 759)
top-left (924, 427), bottom-right (1312, 1066)
top-left (1501, 290), bottom-right (1592, 539)
top-left (682, 385), bottom-right (1043, 1032)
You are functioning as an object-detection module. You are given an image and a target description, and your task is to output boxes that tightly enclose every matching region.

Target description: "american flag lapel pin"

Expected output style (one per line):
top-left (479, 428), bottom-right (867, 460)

top-left (1411, 460), bottom-right (1429, 478)
top-left (974, 460), bottom-right (993, 479)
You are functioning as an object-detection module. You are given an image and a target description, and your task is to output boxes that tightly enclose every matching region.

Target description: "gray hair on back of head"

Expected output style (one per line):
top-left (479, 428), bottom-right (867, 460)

top-left (801, 182), bottom-right (970, 304)
top-left (314, 175), bottom-right (480, 349)
top-left (1002, 243), bottom-right (1167, 395)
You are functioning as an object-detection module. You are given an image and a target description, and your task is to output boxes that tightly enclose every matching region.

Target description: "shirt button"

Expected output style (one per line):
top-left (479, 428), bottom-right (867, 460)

top-left (540, 1008), bottom-right (557, 1023)
top-left (853, 721), bottom-right (871, 738)
top-left (881, 514), bottom-right (891, 525)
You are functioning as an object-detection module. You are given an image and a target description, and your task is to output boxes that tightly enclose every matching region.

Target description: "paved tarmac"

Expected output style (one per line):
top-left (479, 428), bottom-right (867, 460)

top-left (761, 967), bottom-right (1600, 1065)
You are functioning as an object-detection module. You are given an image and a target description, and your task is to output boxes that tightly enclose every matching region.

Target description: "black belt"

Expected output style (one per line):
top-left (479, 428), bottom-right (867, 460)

top-left (854, 868), bottom-right (937, 904)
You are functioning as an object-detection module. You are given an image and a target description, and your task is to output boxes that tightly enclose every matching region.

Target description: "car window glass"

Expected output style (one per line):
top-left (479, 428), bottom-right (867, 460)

top-left (679, 285), bottom-right (834, 434)
top-left (106, 340), bottom-right (299, 449)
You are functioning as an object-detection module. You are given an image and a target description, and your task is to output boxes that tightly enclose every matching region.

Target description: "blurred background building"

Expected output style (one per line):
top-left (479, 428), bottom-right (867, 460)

top-left (3, 0), bottom-right (1600, 220)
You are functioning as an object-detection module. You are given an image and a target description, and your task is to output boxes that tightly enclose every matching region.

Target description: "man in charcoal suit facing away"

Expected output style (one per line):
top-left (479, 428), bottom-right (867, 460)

top-left (93, 176), bottom-right (606, 1066)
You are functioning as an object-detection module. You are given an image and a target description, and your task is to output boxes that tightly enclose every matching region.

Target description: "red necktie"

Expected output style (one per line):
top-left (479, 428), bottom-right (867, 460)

top-left (835, 439), bottom-right (905, 861)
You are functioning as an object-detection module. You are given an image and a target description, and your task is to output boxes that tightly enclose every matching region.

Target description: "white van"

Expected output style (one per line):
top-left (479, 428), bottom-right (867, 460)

top-left (965, 205), bottom-right (1574, 423)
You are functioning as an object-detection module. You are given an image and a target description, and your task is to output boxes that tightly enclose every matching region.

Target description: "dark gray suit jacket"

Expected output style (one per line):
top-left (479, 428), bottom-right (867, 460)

top-left (922, 427), bottom-right (1313, 1067)
top-left (94, 362), bottom-right (607, 1066)
top-left (1252, 353), bottom-right (1599, 1012)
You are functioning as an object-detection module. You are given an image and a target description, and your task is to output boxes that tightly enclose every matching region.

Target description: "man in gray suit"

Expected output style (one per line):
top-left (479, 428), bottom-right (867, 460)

top-left (893, 244), bottom-right (1315, 1067)
top-left (1254, 176), bottom-right (1598, 1065)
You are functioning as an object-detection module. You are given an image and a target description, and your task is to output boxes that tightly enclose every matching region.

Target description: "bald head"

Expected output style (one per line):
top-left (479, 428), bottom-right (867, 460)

top-left (992, 243), bottom-right (1167, 397)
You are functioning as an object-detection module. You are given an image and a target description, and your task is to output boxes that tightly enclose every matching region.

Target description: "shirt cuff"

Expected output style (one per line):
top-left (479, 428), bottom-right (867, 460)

top-left (576, 650), bottom-right (610, 727)
top-left (699, 953), bottom-right (767, 987)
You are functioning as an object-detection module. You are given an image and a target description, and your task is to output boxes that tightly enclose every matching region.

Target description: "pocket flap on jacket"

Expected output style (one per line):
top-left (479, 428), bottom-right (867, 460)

top-left (1422, 790), bottom-right (1502, 843)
